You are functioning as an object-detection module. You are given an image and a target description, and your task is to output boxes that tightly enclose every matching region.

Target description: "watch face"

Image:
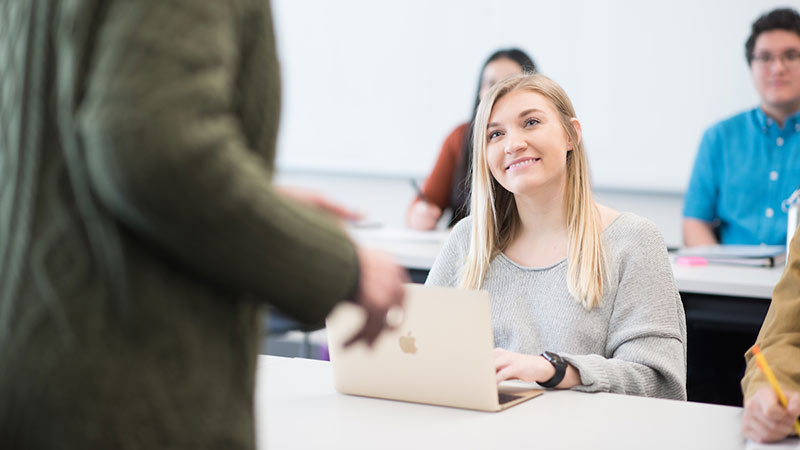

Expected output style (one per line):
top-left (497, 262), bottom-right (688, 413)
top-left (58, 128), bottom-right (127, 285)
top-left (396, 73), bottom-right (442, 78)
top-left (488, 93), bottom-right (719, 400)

top-left (543, 351), bottom-right (566, 368)
top-left (539, 351), bottom-right (567, 388)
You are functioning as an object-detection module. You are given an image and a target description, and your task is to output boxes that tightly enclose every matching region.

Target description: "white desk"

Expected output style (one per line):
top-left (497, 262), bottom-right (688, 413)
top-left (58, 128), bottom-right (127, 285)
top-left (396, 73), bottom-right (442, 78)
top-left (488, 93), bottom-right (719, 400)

top-left (351, 226), bottom-right (785, 299)
top-left (349, 227), bottom-right (448, 270)
top-left (255, 355), bottom-right (746, 450)
top-left (672, 263), bottom-right (783, 299)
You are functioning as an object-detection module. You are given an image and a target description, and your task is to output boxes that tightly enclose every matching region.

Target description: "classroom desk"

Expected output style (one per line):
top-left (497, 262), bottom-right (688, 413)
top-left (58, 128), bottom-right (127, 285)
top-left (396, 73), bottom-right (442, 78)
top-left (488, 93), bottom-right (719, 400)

top-left (348, 227), bottom-right (447, 271)
top-left (350, 226), bottom-right (786, 299)
top-left (675, 264), bottom-right (782, 406)
top-left (254, 355), bottom-right (746, 450)
top-left (673, 263), bottom-right (783, 299)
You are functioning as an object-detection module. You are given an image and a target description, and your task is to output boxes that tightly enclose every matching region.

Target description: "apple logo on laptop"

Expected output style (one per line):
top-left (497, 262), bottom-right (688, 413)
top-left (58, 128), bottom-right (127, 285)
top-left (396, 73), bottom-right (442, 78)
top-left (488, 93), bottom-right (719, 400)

top-left (398, 332), bottom-right (417, 354)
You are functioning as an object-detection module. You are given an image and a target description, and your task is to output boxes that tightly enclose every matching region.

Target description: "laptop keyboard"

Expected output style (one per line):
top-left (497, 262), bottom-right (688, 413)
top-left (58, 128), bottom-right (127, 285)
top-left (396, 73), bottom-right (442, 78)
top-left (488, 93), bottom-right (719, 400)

top-left (498, 392), bottom-right (523, 405)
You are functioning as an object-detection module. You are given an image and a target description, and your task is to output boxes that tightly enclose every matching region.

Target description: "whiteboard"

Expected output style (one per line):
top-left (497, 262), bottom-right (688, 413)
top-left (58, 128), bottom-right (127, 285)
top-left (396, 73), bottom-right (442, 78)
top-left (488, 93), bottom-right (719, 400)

top-left (271, 0), bottom-right (784, 192)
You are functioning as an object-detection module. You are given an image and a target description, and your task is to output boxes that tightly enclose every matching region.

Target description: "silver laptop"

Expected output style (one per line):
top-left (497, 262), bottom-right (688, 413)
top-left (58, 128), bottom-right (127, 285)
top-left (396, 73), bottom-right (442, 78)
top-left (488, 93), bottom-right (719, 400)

top-left (326, 284), bottom-right (543, 411)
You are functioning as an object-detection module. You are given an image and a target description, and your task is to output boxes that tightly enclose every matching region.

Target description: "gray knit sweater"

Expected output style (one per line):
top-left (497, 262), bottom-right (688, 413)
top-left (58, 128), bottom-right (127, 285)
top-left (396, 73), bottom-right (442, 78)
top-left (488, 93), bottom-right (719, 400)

top-left (426, 213), bottom-right (687, 400)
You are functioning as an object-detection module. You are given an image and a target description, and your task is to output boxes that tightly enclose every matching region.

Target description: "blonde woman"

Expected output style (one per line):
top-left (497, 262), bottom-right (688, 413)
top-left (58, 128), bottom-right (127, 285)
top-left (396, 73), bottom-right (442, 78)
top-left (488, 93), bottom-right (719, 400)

top-left (426, 74), bottom-right (687, 400)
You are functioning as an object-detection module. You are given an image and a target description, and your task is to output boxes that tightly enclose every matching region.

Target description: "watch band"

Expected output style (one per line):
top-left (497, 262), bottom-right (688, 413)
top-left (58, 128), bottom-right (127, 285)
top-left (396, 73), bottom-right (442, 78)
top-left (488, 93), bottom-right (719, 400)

top-left (539, 351), bottom-right (567, 388)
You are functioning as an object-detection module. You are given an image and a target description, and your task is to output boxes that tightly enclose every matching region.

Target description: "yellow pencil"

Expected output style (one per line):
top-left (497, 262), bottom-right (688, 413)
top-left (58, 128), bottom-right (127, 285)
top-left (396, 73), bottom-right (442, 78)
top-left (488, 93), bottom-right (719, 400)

top-left (752, 345), bottom-right (800, 437)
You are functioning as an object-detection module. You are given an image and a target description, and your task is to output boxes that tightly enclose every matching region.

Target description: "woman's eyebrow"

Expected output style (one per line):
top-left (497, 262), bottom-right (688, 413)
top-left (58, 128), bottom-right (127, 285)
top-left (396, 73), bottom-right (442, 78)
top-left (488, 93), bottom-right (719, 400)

top-left (518, 108), bottom-right (544, 118)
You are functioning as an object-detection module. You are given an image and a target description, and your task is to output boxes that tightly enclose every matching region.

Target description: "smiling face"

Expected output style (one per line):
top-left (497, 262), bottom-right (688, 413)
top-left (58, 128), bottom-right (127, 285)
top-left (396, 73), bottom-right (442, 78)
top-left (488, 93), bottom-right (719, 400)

top-left (485, 90), bottom-right (579, 196)
top-left (751, 29), bottom-right (800, 116)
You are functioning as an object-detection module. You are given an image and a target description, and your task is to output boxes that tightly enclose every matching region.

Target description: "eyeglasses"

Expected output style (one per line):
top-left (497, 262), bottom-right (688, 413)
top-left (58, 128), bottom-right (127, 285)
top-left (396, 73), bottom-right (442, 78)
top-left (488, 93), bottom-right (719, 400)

top-left (751, 50), bottom-right (800, 69)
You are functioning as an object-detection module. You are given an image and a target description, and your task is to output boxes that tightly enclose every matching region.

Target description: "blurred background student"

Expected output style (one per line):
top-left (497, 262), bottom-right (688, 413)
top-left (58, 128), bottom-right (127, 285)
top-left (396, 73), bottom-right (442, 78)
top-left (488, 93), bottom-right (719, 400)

top-left (406, 48), bottom-right (536, 230)
top-left (683, 7), bottom-right (800, 247)
top-left (0, 1), bottom-right (405, 448)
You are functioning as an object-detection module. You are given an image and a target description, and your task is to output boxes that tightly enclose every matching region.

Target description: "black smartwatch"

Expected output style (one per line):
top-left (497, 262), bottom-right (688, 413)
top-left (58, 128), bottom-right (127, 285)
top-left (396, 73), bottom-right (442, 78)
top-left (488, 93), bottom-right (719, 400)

top-left (539, 351), bottom-right (567, 388)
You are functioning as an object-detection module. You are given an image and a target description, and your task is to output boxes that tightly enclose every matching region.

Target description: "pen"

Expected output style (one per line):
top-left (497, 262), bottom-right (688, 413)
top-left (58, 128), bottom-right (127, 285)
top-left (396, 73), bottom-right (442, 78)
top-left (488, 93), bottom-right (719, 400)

top-left (752, 345), bottom-right (800, 437)
top-left (410, 179), bottom-right (427, 203)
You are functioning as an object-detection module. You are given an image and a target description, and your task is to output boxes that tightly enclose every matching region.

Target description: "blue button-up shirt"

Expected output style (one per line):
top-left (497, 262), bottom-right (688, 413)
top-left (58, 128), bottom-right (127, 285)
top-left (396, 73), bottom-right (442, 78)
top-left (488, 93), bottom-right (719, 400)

top-left (683, 107), bottom-right (800, 245)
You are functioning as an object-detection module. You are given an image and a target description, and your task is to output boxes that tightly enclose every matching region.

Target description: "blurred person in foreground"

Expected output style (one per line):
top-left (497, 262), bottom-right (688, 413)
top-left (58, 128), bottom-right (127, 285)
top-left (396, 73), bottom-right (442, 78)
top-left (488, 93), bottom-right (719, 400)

top-left (0, 0), bottom-right (405, 448)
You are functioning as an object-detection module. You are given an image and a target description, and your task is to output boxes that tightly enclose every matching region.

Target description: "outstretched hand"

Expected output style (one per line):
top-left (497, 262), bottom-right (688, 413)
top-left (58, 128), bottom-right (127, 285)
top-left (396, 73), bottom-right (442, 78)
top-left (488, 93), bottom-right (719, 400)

top-left (278, 186), bottom-right (363, 222)
top-left (345, 247), bottom-right (408, 347)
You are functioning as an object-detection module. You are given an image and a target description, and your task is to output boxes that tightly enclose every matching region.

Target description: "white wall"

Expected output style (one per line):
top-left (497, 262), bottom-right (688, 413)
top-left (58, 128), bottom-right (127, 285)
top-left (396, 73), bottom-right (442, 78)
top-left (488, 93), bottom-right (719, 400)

top-left (271, 0), bottom-right (782, 192)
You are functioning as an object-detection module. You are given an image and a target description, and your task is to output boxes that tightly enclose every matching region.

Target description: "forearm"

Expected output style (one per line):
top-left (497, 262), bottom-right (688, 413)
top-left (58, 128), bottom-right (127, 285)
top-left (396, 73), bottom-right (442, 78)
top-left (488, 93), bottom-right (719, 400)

top-left (683, 218), bottom-right (718, 247)
top-left (561, 337), bottom-right (687, 400)
top-left (743, 340), bottom-right (800, 400)
top-left (78, 0), bottom-right (358, 319)
top-left (743, 243), bottom-right (800, 399)
top-left (554, 363), bottom-right (581, 389)
top-left (86, 121), bottom-right (358, 315)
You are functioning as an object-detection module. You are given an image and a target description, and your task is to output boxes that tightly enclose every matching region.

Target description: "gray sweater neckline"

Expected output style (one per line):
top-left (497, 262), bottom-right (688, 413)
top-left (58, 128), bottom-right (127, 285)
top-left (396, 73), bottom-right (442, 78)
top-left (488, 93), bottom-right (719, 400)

top-left (496, 212), bottom-right (630, 271)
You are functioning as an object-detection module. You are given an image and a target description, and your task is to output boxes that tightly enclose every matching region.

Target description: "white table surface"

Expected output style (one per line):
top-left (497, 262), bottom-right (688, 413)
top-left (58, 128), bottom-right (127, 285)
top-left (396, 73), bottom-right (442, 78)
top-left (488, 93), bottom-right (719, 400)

top-left (672, 262), bottom-right (784, 299)
top-left (255, 355), bottom-right (747, 450)
top-left (350, 226), bottom-right (785, 299)
top-left (348, 227), bottom-right (450, 270)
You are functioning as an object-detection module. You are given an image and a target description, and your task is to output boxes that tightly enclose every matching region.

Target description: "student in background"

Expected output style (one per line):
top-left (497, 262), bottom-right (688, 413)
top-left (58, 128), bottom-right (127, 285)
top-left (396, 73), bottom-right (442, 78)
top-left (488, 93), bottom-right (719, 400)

top-left (741, 226), bottom-right (800, 443)
top-left (407, 48), bottom-right (536, 230)
top-left (683, 8), bottom-right (800, 247)
top-left (426, 74), bottom-right (687, 400)
top-left (0, 1), bottom-right (406, 448)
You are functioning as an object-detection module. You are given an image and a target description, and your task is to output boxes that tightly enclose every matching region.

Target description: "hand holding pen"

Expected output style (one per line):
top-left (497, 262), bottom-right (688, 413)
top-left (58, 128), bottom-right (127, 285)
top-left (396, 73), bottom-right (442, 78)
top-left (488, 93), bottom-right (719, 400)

top-left (742, 345), bottom-right (800, 443)
top-left (407, 179), bottom-right (442, 230)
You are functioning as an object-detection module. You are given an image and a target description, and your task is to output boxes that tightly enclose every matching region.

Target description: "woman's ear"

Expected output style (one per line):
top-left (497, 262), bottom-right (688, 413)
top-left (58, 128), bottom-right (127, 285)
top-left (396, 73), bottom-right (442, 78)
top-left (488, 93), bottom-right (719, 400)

top-left (567, 117), bottom-right (582, 150)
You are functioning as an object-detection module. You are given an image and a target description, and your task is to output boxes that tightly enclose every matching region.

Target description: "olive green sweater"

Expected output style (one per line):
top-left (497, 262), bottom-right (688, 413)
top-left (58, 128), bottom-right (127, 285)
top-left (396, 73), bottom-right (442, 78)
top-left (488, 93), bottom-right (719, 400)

top-left (0, 1), bottom-right (357, 448)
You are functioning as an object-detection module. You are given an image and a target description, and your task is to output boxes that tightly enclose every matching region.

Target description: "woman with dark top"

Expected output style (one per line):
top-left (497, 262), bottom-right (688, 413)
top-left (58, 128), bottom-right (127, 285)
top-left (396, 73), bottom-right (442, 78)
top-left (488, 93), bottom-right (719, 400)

top-left (407, 48), bottom-right (536, 230)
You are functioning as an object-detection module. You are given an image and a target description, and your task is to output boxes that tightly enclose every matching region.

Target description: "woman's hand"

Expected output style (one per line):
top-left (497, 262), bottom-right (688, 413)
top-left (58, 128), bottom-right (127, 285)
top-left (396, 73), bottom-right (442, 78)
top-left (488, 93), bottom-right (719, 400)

top-left (407, 201), bottom-right (442, 230)
top-left (742, 386), bottom-right (800, 443)
top-left (493, 348), bottom-right (581, 388)
top-left (494, 348), bottom-right (554, 383)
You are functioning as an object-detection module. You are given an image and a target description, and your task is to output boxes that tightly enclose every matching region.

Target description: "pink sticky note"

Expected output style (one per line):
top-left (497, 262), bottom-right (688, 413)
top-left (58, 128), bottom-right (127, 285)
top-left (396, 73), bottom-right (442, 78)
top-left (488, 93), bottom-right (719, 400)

top-left (676, 256), bottom-right (707, 266)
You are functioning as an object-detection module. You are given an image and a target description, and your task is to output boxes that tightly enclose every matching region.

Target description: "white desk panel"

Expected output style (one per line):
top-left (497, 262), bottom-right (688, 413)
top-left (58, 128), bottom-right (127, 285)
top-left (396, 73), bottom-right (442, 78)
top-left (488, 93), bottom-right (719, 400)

top-left (348, 227), bottom-right (448, 270)
top-left (255, 355), bottom-right (746, 450)
top-left (672, 263), bottom-right (783, 299)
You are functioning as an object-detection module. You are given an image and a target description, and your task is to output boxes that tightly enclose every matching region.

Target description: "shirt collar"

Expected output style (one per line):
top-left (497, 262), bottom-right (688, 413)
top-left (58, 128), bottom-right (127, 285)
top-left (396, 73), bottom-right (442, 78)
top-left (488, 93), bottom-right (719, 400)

top-left (755, 107), bottom-right (771, 132)
top-left (787, 109), bottom-right (800, 132)
top-left (755, 107), bottom-right (800, 133)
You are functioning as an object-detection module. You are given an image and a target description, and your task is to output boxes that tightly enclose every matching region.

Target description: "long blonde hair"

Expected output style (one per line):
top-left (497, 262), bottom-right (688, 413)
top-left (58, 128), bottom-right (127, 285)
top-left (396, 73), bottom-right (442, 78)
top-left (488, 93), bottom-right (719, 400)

top-left (459, 74), bottom-right (606, 309)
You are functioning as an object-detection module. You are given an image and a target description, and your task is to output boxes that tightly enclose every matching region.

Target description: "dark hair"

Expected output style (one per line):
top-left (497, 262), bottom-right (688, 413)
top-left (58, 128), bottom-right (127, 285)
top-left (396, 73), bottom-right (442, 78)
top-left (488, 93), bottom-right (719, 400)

top-left (448, 48), bottom-right (536, 226)
top-left (471, 49), bottom-right (538, 113)
top-left (745, 8), bottom-right (800, 64)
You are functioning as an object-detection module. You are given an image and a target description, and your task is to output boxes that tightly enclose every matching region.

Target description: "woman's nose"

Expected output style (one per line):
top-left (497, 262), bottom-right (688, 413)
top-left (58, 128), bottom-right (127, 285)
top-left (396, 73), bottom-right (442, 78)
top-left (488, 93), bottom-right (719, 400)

top-left (504, 133), bottom-right (526, 154)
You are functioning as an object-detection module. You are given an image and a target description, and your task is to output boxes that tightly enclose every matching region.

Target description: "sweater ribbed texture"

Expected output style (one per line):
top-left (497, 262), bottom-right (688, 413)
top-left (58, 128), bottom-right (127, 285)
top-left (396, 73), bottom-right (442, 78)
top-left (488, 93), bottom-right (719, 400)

top-left (426, 213), bottom-right (687, 400)
top-left (0, 1), bottom-right (357, 448)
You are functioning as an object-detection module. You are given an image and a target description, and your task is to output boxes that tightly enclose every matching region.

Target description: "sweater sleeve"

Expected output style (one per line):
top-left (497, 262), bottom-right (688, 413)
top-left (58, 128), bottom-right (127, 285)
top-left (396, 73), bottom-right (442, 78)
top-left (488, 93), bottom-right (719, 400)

top-left (74, 0), bottom-right (357, 322)
top-left (417, 123), bottom-right (469, 211)
top-left (561, 220), bottom-right (688, 400)
top-left (742, 227), bottom-right (800, 400)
